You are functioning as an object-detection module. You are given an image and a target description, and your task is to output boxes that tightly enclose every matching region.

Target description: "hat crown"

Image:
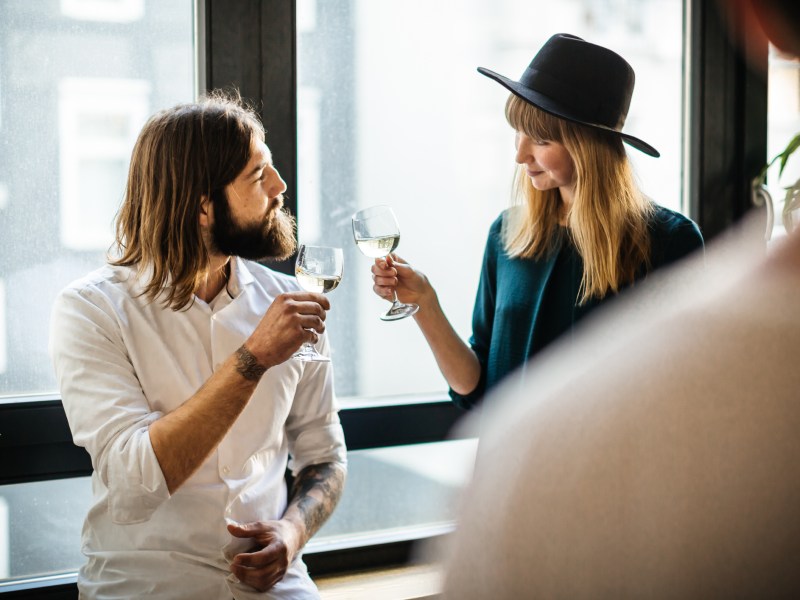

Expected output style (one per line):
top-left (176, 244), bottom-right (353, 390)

top-left (476, 33), bottom-right (658, 157)
top-left (520, 33), bottom-right (635, 130)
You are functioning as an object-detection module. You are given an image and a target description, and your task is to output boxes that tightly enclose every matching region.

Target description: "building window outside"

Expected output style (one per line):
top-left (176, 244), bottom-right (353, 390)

top-left (60, 0), bottom-right (145, 23)
top-left (296, 0), bottom-right (686, 401)
top-left (58, 78), bottom-right (151, 251)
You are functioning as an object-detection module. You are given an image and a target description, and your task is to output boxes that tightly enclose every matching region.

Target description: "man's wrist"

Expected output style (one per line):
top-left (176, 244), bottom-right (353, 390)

top-left (278, 515), bottom-right (307, 561)
top-left (234, 344), bottom-right (268, 381)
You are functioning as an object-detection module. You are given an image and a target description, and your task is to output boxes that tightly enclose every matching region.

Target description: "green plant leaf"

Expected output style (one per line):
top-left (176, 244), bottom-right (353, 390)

top-left (778, 133), bottom-right (800, 178)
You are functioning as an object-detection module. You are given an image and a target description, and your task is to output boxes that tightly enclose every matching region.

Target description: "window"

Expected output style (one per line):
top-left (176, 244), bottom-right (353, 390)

top-left (296, 0), bottom-right (687, 400)
top-left (0, 0), bottom-right (194, 588)
top-left (60, 0), bottom-right (145, 23)
top-left (0, 1), bottom-right (194, 398)
top-left (292, 0), bottom-right (684, 558)
top-left (765, 44), bottom-right (800, 239)
top-left (0, 279), bottom-right (6, 377)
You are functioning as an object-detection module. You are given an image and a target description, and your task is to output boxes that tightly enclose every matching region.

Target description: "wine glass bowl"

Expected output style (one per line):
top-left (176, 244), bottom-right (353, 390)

top-left (293, 245), bottom-right (344, 362)
top-left (351, 205), bottom-right (419, 321)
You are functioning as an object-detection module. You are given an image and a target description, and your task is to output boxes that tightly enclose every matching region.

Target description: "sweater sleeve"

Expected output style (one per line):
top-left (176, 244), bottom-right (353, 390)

top-left (649, 206), bottom-right (705, 270)
top-left (449, 215), bottom-right (503, 410)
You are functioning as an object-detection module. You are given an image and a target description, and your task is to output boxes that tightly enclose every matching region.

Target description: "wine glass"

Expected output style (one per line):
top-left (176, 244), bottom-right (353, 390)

top-left (352, 205), bottom-right (419, 321)
top-left (293, 244), bottom-right (344, 362)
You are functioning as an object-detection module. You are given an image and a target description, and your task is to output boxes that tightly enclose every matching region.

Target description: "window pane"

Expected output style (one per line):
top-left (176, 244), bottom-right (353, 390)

top-left (765, 44), bottom-right (800, 239)
top-left (0, 439), bottom-right (478, 583)
top-left (310, 439), bottom-right (477, 550)
top-left (0, 0), bottom-right (194, 398)
top-left (296, 0), bottom-right (685, 400)
top-left (0, 478), bottom-right (91, 582)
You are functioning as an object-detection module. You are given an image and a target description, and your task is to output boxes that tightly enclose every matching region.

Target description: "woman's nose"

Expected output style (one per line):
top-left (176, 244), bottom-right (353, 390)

top-left (515, 135), bottom-right (533, 164)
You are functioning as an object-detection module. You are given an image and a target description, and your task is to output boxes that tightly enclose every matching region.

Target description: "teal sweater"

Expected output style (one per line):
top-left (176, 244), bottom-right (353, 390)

top-left (450, 206), bottom-right (704, 409)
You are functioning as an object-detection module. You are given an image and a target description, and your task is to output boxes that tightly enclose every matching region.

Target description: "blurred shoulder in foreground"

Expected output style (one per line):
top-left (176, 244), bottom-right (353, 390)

top-left (441, 217), bottom-right (800, 598)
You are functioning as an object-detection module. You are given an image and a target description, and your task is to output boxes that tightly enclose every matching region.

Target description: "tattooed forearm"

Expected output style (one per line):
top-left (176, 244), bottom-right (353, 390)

top-left (235, 344), bottom-right (267, 381)
top-left (289, 462), bottom-right (346, 540)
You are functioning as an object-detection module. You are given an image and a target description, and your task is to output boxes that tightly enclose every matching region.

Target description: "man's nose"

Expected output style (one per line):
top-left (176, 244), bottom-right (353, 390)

top-left (268, 169), bottom-right (288, 198)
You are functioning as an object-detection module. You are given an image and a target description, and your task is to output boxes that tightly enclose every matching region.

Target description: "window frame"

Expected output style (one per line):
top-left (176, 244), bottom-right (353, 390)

top-left (0, 0), bottom-right (770, 595)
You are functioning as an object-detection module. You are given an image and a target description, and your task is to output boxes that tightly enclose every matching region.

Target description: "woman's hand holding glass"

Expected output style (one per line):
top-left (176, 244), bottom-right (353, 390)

top-left (352, 205), bottom-right (419, 321)
top-left (371, 254), bottom-right (432, 310)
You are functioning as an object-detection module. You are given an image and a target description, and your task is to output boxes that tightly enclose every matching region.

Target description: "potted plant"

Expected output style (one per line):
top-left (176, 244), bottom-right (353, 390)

top-left (752, 133), bottom-right (800, 239)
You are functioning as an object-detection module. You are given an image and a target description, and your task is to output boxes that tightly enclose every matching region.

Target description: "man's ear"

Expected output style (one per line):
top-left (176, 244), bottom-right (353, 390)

top-left (199, 194), bottom-right (211, 228)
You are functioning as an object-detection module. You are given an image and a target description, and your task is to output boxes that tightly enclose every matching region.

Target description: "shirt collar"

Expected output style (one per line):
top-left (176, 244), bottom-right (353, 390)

top-left (226, 256), bottom-right (255, 298)
top-left (120, 257), bottom-right (255, 303)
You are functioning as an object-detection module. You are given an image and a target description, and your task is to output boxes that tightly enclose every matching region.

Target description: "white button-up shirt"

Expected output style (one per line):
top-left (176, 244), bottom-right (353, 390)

top-left (50, 257), bottom-right (347, 599)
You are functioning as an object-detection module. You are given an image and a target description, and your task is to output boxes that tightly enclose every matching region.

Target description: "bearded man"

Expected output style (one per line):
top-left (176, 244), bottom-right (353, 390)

top-left (50, 92), bottom-right (346, 599)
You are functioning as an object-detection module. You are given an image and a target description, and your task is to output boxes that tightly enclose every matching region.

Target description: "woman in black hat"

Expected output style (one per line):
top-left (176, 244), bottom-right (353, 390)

top-left (372, 34), bottom-right (704, 409)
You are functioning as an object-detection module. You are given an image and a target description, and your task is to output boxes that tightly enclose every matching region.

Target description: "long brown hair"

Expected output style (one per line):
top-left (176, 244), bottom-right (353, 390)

top-left (111, 90), bottom-right (264, 310)
top-left (503, 94), bottom-right (655, 304)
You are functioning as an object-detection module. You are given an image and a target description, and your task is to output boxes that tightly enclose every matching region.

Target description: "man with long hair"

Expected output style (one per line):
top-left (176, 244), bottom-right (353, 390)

top-left (50, 91), bottom-right (346, 599)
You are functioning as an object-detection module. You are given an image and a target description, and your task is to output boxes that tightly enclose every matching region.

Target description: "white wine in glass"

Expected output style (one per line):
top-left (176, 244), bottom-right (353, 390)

top-left (293, 244), bottom-right (343, 362)
top-left (351, 205), bottom-right (419, 321)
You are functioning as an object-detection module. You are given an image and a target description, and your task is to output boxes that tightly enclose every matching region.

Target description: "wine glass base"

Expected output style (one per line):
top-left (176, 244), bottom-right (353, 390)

top-left (380, 302), bottom-right (419, 321)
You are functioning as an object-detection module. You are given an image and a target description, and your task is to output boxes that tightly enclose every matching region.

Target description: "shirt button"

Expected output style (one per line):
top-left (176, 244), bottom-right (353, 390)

top-left (222, 466), bottom-right (230, 475)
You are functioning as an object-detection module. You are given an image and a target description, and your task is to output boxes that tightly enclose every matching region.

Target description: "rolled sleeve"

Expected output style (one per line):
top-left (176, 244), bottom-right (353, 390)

top-left (50, 286), bottom-right (170, 524)
top-left (284, 334), bottom-right (347, 475)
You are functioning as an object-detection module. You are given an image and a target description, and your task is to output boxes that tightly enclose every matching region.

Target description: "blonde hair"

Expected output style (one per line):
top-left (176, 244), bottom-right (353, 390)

top-left (111, 90), bottom-right (265, 310)
top-left (503, 94), bottom-right (654, 304)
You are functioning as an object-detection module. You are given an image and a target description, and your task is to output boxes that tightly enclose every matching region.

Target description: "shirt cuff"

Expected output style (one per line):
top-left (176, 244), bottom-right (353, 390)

top-left (288, 423), bottom-right (347, 475)
top-left (107, 414), bottom-right (170, 525)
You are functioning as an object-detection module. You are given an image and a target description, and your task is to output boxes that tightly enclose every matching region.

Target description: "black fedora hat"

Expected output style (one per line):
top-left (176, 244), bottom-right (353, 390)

top-left (478, 33), bottom-right (659, 157)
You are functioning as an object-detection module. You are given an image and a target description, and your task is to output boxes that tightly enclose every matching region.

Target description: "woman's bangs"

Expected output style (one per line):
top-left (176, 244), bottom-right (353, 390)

top-left (505, 94), bottom-right (561, 141)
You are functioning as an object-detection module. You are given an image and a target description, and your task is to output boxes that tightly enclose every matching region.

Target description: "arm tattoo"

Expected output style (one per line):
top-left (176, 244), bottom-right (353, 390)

top-left (235, 344), bottom-right (267, 381)
top-left (290, 462), bottom-right (346, 540)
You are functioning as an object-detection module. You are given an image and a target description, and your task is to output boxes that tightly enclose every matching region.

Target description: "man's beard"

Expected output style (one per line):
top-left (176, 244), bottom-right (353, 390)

top-left (210, 190), bottom-right (297, 261)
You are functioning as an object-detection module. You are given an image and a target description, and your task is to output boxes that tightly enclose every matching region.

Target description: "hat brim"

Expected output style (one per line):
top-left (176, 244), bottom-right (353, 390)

top-left (477, 67), bottom-right (660, 158)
